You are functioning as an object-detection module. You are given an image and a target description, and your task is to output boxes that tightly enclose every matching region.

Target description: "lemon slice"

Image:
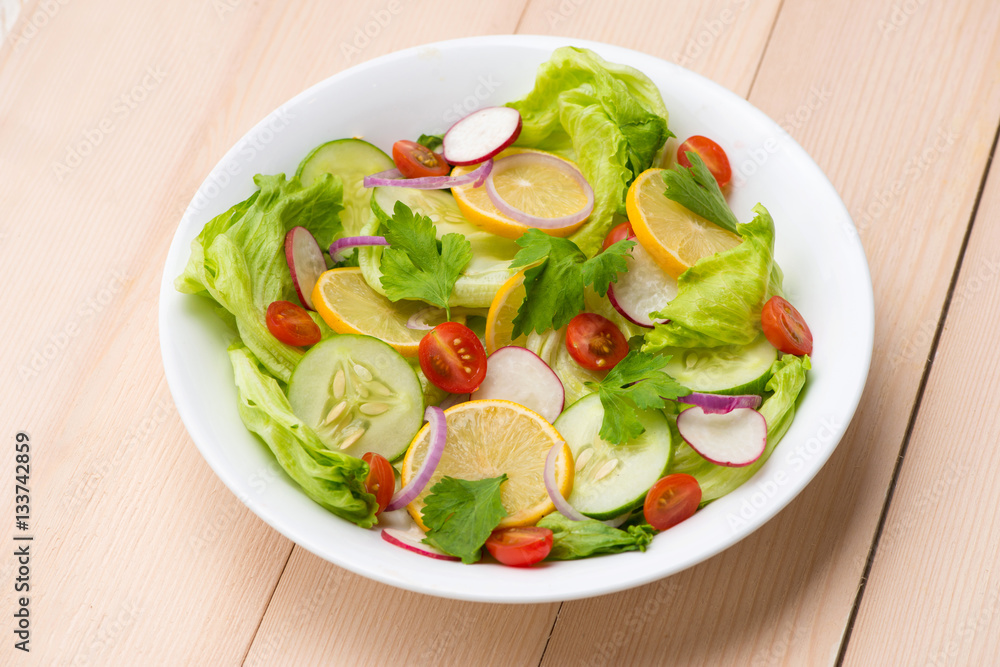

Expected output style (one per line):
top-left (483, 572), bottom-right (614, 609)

top-left (401, 400), bottom-right (574, 530)
top-left (311, 267), bottom-right (425, 356)
top-left (452, 148), bottom-right (590, 239)
top-left (626, 168), bottom-right (741, 279)
top-left (484, 270), bottom-right (528, 353)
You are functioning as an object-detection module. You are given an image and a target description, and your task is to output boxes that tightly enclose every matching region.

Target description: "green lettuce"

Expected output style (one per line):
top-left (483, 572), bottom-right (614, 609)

top-left (176, 173), bottom-right (343, 382)
top-left (229, 342), bottom-right (378, 527)
top-left (668, 354), bottom-right (811, 502)
top-left (643, 204), bottom-right (783, 352)
top-left (508, 46), bottom-right (671, 257)
top-left (538, 512), bottom-right (656, 560)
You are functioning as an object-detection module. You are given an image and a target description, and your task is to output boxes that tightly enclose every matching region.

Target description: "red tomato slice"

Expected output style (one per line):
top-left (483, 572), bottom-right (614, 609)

top-left (643, 474), bottom-right (701, 531)
top-left (485, 526), bottom-right (553, 567)
top-left (418, 322), bottom-right (488, 393)
top-left (677, 135), bottom-right (732, 188)
top-left (761, 295), bottom-right (813, 356)
top-left (266, 300), bottom-right (321, 346)
top-left (601, 221), bottom-right (635, 252)
top-left (565, 313), bottom-right (628, 371)
top-left (361, 452), bottom-right (395, 515)
top-left (392, 140), bottom-right (450, 178)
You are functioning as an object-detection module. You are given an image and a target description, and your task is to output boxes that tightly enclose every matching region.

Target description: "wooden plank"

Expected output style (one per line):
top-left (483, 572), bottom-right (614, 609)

top-left (538, 1), bottom-right (1000, 665)
top-left (242, 2), bottom-right (786, 664)
top-left (243, 548), bottom-right (559, 667)
top-left (842, 139), bottom-right (1000, 665)
top-left (0, 0), bottom-right (307, 662)
top-left (517, 0), bottom-right (783, 91)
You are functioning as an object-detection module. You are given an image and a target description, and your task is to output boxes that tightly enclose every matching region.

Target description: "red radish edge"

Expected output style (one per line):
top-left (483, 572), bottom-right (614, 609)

top-left (678, 392), bottom-right (762, 414)
top-left (384, 406), bottom-right (446, 511)
top-left (381, 528), bottom-right (459, 561)
top-left (329, 235), bottom-right (388, 263)
top-left (544, 442), bottom-right (587, 521)
top-left (676, 406), bottom-right (768, 467)
top-left (606, 241), bottom-right (676, 328)
top-left (472, 346), bottom-right (565, 423)
top-left (284, 227), bottom-right (326, 310)
top-left (485, 153), bottom-right (595, 229)
top-left (362, 158), bottom-right (492, 189)
top-left (442, 106), bottom-right (523, 166)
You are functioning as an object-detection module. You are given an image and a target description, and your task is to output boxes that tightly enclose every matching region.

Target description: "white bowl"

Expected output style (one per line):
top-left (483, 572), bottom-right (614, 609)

top-left (159, 35), bottom-right (873, 603)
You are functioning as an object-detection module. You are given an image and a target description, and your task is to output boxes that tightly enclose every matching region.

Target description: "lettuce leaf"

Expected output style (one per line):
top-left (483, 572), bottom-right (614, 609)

top-left (538, 512), bottom-right (656, 560)
top-left (668, 354), bottom-right (810, 502)
top-left (229, 342), bottom-right (378, 527)
top-left (176, 173), bottom-right (344, 382)
top-left (508, 46), bottom-right (671, 257)
top-left (643, 204), bottom-right (783, 352)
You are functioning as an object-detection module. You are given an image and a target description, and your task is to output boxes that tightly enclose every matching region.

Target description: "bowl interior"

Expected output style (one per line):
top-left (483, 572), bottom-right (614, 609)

top-left (159, 35), bottom-right (873, 603)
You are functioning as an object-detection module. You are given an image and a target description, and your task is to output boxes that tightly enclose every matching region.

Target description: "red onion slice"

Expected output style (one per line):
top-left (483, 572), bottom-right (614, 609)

top-left (485, 153), bottom-right (595, 229)
top-left (329, 236), bottom-right (388, 262)
top-left (678, 392), bottom-right (762, 415)
top-left (385, 406), bottom-right (446, 512)
top-left (437, 393), bottom-right (469, 410)
top-left (544, 441), bottom-right (587, 521)
top-left (406, 306), bottom-right (446, 331)
top-left (362, 159), bottom-right (492, 190)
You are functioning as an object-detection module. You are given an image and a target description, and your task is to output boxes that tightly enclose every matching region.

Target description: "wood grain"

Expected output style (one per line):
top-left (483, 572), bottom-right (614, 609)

top-left (1, 0), bottom-right (999, 664)
top-left (842, 141), bottom-right (1000, 665)
top-left (537, 0), bottom-right (1000, 665)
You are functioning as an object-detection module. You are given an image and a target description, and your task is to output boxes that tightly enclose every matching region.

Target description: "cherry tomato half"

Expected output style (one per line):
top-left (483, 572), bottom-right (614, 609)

top-left (601, 221), bottom-right (635, 252)
top-left (643, 474), bottom-right (702, 531)
top-left (485, 526), bottom-right (553, 567)
top-left (565, 313), bottom-right (629, 371)
top-left (266, 300), bottom-right (321, 346)
top-left (761, 295), bottom-right (813, 356)
top-left (418, 321), bottom-right (488, 393)
top-left (677, 135), bottom-right (732, 188)
top-left (392, 140), bottom-right (450, 179)
top-left (361, 452), bottom-right (395, 515)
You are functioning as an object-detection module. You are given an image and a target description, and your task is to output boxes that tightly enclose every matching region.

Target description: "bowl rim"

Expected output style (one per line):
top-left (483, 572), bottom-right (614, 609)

top-left (159, 34), bottom-right (874, 603)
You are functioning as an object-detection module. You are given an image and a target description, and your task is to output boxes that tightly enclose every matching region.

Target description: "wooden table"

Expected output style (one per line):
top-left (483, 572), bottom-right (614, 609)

top-left (3, 0), bottom-right (999, 664)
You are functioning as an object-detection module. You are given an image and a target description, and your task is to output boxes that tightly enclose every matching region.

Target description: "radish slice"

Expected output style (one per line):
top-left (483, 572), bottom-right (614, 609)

top-left (473, 346), bottom-right (565, 422)
top-left (381, 528), bottom-right (459, 561)
top-left (485, 153), bottom-right (595, 229)
top-left (678, 392), bottom-right (762, 414)
top-left (607, 241), bottom-right (677, 328)
top-left (385, 406), bottom-right (446, 511)
top-left (676, 406), bottom-right (768, 467)
top-left (442, 106), bottom-right (522, 165)
top-left (544, 441), bottom-right (587, 521)
top-left (362, 159), bottom-right (492, 189)
top-left (329, 236), bottom-right (388, 262)
top-left (284, 227), bottom-right (326, 310)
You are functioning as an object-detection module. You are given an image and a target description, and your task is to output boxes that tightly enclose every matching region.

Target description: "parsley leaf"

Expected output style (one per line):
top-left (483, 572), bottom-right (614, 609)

top-left (662, 151), bottom-right (740, 234)
top-left (508, 230), bottom-right (634, 338)
top-left (584, 350), bottom-right (687, 443)
top-left (416, 133), bottom-right (443, 151)
top-left (420, 475), bottom-right (508, 564)
top-left (379, 201), bottom-right (471, 320)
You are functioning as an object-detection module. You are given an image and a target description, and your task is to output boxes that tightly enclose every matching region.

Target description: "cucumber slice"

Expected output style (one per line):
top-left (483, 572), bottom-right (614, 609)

top-left (662, 335), bottom-right (778, 395)
top-left (296, 139), bottom-right (394, 238)
top-left (554, 394), bottom-right (672, 519)
top-left (287, 335), bottom-right (424, 461)
top-left (358, 186), bottom-right (520, 308)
